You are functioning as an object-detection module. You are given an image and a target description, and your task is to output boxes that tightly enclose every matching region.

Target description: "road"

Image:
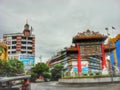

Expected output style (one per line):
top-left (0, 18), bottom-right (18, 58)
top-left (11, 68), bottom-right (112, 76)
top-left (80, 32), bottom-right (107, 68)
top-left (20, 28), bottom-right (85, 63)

top-left (30, 81), bottom-right (120, 90)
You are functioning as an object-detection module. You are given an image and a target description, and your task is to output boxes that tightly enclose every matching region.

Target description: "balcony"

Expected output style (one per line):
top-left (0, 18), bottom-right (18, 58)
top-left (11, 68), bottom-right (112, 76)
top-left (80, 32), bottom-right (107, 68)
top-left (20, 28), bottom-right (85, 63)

top-left (26, 44), bottom-right (32, 47)
top-left (27, 49), bottom-right (32, 52)
top-left (21, 44), bottom-right (32, 47)
top-left (21, 39), bottom-right (27, 42)
top-left (27, 40), bottom-right (32, 42)
top-left (8, 49), bottom-right (16, 51)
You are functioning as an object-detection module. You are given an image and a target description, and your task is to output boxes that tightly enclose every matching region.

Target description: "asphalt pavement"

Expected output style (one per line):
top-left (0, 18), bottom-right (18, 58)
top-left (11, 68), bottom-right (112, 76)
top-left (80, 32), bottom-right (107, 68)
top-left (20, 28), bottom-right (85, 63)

top-left (30, 81), bottom-right (120, 90)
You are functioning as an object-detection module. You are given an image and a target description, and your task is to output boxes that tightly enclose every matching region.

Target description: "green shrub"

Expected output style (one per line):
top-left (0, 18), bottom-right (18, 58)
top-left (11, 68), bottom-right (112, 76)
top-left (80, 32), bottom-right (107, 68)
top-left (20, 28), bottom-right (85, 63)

top-left (43, 72), bottom-right (51, 78)
top-left (96, 72), bottom-right (101, 76)
top-left (89, 73), bottom-right (94, 76)
top-left (30, 72), bottom-right (37, 82)
top-left (43, 72), bottom-right (51, 82)
top-left (83, 74), bottom-right (87, 76)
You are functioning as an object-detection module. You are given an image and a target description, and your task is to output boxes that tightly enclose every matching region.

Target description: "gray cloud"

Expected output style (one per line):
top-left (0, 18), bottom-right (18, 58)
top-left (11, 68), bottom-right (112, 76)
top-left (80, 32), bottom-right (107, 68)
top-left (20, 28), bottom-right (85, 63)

top-left (0, 0), bottom-right (120, 62)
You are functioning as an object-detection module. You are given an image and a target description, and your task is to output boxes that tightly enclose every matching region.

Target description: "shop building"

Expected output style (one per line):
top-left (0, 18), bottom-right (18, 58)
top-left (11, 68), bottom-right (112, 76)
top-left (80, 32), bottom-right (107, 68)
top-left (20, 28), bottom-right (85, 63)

top-left (48, 30), bottom-right (115, 75)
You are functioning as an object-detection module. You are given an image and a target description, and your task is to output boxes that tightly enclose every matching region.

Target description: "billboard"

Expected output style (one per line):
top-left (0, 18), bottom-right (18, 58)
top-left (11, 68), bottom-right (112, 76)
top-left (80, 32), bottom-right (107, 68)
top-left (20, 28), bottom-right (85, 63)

top-left (19, 54), bottom-right (35, 66)
top-left (73, 67), bottom-right (78, 72)
top-left (73, 61), bottom-right (88, 74)
top-left (81, 61), bottom-right (88, 74)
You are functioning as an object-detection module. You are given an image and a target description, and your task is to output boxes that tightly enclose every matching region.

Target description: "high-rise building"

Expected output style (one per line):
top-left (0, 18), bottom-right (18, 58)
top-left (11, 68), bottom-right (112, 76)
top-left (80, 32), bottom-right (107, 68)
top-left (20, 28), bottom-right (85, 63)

top-left (3, 21), bottom-right (35, 70)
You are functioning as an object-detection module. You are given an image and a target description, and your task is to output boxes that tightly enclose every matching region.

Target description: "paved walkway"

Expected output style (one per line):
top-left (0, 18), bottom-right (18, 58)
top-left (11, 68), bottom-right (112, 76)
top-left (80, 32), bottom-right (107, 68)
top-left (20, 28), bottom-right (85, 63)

top-left (12, 81), bottom-right (120, 90)
top-left (31, 82), bottom-right (120, 90)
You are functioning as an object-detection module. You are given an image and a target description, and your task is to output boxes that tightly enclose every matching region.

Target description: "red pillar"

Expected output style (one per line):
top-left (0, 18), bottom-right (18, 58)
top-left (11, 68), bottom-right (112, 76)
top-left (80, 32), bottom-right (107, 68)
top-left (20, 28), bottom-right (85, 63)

top-left (101, 43), bottom-right (106, 69)
top-left (77, 44), bottom-right (82, 74)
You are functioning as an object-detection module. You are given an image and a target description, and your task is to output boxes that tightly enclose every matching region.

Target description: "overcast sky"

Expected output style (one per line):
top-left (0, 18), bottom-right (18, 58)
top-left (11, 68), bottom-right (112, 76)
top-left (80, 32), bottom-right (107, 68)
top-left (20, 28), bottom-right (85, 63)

top-left (0, 0), bottom-right (120, 63)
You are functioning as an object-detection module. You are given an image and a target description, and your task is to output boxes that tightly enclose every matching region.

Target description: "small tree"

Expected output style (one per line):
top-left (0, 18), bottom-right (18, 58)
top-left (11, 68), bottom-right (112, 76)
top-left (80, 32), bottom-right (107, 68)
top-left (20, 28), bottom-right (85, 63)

top-left (30, 72), bottom-right (37, 82)
top-left (0, 60), bottom-right (5, 76)
top-left (8, 58), bottom-right (24, 75)
top-left (42, 72), bottom-right (51, 82)
top-left (0, 58), bottom-right (24, 76)
top-left (51, 64), bottom-right (64, 81)
top-left (31, 62), bottom-right (50, 81)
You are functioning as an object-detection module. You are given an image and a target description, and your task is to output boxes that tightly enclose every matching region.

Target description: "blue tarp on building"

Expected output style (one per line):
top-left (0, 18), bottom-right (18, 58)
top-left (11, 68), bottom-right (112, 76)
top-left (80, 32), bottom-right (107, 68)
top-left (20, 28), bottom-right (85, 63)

top-left (116, 39), bottom-right (120, 69)
top-left (110, 37), bottom-right (120, 70)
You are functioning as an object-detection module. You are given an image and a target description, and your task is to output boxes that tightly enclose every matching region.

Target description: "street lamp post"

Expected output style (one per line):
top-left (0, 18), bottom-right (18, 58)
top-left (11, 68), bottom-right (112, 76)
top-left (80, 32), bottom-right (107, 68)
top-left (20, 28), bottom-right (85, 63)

top-left (109, 44), bottom-right (114, 82)
top-left (39, 55), bottom-right (42, 62)
top-left (105, 28), bottom-right (113, 82)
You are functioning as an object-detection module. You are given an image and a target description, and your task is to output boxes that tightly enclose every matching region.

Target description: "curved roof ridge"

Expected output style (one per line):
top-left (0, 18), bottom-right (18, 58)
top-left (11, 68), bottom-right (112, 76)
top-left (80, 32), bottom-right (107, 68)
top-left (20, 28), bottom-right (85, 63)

top-left (108, 34), bottom-right (120, 43)
top-left (74, 29), bottom-right (105, 37)
top-left (72, 29), bottom-right (107, 43)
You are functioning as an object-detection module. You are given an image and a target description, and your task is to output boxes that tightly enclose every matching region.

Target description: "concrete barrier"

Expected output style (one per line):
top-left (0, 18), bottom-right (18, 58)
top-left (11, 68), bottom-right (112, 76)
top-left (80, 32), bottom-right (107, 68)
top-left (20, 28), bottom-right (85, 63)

top-left (59, 77), bottom-right (120, 85)
top-left (0, 88), bottom-right (20, 90)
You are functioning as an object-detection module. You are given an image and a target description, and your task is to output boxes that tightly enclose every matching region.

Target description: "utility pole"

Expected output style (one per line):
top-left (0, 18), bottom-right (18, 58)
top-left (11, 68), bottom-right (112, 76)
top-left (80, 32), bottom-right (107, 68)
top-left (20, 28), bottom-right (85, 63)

top-left (105, 27), bottom-right (113, 82)
top-left (39, 55), bottom-right (42, 62)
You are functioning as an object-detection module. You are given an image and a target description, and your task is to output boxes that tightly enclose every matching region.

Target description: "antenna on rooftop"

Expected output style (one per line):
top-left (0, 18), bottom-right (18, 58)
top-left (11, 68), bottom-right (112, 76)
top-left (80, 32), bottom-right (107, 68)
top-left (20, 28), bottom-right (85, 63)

top-left (26, 19), bottom-right (28, 24)
top-left (39, 55), bottom-right (42, 62)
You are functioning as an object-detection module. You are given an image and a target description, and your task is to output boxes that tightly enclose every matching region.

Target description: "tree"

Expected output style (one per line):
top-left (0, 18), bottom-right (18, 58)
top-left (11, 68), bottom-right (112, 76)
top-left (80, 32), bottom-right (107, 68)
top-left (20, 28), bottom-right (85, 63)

top-left (7, 58), bottom-right (24, 75)
top-left (51, 64), bottom-right (64, 81)
top-left (0, 60), bottom-right (12, 76)
top-left (31, 62), bottom-right (51, 81)
top-left (42, 72), bottom-right (51, 81)
top-left (0, 60), bottom-right (5, 76)
top-left (30, 72), bottom-right (37, 82)
top-left (0, 58), bottom-right (24, 76)
top-left (31, 62), bottom-right (49, 76)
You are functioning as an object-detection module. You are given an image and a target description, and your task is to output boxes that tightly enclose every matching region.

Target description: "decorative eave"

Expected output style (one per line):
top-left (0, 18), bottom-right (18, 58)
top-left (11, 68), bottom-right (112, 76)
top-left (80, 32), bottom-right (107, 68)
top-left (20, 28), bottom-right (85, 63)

top-left (66, 45), bottom-right (78, 53)
top-left (104, 44), bottom-right (116, 52)
top-left (108, 34), bottom-right (120, 44)
top-left (66, 44), bottom-right (115, 53)
top-left (73, 29), bottom-right (107, 43)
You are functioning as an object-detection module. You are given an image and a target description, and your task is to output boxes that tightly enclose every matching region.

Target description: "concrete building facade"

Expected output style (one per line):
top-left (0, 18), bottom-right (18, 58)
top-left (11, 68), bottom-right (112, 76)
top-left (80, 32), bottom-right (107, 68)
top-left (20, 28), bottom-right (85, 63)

top-left (3, 22), bottom-right (35, 69)
top-left (48, 30), bottom-right (115, 75)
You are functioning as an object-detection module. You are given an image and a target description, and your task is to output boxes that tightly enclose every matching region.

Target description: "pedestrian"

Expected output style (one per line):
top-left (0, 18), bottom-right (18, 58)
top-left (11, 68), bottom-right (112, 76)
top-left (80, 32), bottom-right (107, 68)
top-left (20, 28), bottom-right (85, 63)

top-left (21, 79), bottom-right (31, 90)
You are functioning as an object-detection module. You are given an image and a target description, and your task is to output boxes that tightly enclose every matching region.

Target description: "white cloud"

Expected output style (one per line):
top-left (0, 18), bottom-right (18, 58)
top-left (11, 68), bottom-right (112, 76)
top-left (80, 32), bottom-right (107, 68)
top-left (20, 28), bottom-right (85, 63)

top-left (0, 0), bottom-right (120, 62)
